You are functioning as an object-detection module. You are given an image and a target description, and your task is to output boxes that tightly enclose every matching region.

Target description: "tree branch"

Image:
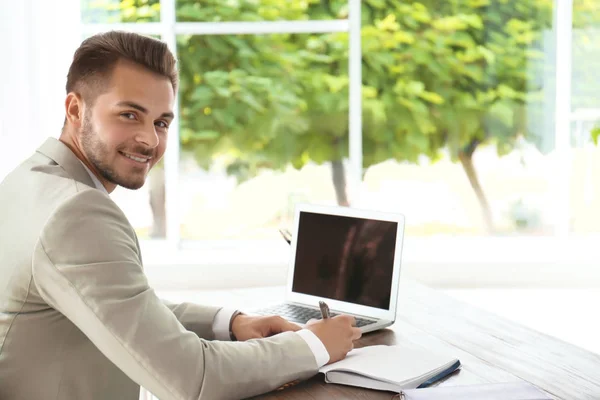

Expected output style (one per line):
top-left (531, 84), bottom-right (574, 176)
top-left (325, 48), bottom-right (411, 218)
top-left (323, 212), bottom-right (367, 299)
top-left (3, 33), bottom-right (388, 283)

top-left (462, 137), bottom-right (481, 157)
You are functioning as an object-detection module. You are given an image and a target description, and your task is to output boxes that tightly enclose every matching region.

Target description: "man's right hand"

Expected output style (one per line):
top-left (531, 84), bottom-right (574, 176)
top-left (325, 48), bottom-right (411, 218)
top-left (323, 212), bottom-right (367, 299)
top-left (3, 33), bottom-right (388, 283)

top-left (305, 315), bottom-right (362, 364)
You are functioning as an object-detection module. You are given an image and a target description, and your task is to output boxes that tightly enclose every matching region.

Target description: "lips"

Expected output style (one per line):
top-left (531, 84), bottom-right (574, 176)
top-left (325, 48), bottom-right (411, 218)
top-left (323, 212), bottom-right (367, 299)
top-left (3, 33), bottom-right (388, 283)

top-left (119, 151), bottom-right (152, 164)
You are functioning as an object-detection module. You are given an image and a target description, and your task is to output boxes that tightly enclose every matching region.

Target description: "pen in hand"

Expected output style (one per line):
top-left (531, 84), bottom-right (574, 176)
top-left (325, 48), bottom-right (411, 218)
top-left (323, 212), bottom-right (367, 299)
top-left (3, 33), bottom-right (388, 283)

top-left (319, 301), bottom-right (331, 319)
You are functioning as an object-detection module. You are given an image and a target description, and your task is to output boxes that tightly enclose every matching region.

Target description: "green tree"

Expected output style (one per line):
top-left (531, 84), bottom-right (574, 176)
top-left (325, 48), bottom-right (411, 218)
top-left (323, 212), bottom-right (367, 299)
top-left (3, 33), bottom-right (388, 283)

top-left (91, 0), bottom-right (599, 235)
top-left (357, 0), bottom-right (554, 233)
top-left (176, 3), bottom-right (355, 205)
top-left (176, 0), bottom-right (555, 233)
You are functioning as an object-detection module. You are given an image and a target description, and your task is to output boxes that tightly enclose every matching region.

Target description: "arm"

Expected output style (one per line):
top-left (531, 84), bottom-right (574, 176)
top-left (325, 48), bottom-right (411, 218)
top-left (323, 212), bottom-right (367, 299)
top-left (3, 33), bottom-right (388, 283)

top-left (163, 301), bottom-right (239, 341)
top-left (165, 300), bottom-right (331, 363)
top-left (161, 300), bottom-right (230, 340)
top-left (32, 189), bottom-right (318, 400)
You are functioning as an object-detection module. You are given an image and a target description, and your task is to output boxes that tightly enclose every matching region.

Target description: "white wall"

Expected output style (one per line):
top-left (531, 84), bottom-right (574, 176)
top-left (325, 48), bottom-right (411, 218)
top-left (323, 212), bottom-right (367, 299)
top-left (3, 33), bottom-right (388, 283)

top-left (0, 0), bottom-right (81, 180)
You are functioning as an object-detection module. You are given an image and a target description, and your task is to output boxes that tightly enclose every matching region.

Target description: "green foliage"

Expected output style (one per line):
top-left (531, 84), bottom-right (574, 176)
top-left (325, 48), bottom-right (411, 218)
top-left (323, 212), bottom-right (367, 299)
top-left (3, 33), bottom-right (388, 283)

top-left (168, 0), bottom-right (555, 178)
top-left (82, 0), bottom-right (160, 23)
top-left (177, 0), bottom-right (335, 22)
top-left (573, 0), bottom-right (600, 27)
top-left (592, 126), bottom-right (600, 145)
top-left (94, 0), bottom-right (598, 185)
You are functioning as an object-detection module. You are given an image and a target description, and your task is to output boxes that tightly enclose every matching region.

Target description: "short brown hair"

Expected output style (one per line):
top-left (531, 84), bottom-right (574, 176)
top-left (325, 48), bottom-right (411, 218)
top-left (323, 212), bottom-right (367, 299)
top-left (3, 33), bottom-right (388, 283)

top-left (66, 31), bottom-right (178, 103)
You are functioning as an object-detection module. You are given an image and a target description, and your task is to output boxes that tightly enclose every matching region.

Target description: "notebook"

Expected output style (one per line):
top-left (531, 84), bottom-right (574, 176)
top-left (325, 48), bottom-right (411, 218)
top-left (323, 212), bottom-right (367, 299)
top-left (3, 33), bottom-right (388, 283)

top-left (318, 344), bottom-right (460, 393)
top-left (400, 382), bottom-right (552, 399)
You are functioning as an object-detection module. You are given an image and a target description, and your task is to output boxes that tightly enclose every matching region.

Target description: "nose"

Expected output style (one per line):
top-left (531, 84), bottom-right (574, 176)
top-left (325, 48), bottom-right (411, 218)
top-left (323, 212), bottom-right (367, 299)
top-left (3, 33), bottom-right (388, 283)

top-left (135, 125), bottom-right (159, 149)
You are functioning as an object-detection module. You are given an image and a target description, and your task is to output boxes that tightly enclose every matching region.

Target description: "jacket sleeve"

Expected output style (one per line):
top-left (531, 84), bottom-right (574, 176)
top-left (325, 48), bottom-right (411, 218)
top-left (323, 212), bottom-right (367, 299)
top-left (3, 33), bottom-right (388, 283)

top-left (161, 300), bottom-right (222, 340)
top-left (32, 189), bottom-right (318, 400)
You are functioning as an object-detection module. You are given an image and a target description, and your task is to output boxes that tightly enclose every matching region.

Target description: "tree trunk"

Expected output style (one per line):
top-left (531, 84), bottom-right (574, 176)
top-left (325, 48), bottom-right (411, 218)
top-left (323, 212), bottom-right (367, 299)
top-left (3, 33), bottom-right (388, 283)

top-left (331, 160), bottom-right (350, 207)
top-left (149, 166), bottom-right (166, 238)
top-left (458, 151), bottom-right (495, 234)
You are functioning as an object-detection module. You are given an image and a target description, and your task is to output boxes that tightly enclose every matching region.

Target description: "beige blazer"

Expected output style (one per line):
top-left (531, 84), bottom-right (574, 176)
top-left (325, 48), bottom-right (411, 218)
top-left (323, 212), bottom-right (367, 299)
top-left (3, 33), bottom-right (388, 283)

top-left (0, 138), bottom-right (317, 400)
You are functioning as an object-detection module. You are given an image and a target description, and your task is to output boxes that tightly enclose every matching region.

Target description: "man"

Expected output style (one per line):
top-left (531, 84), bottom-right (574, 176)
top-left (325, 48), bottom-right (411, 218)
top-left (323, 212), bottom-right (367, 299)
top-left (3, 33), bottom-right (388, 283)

top-left (0, 31), bottom-right (361, 400)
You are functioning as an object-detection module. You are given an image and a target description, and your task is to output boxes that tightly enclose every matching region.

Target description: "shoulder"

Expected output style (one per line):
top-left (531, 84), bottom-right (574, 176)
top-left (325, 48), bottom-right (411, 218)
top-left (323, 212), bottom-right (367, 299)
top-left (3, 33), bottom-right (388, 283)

top-left (47, 188), bottom-right (128, 231)
top-left (39, 188), bottom-right (139, 265)
top-left (1, 151), bottom-right (100, 211)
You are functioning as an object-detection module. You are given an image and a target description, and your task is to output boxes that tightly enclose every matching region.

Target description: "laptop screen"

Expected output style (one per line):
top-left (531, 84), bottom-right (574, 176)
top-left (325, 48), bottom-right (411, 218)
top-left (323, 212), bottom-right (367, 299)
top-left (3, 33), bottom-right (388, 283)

top-left (291, 211), bottom-right (398, 310)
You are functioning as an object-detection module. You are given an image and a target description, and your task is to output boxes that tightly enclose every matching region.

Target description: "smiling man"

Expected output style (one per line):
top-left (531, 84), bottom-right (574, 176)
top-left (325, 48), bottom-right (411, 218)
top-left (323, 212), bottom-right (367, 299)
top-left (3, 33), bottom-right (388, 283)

top-left (0, 31), bottom-right (360, 400)
top-left (67, 61), bottom-right (174, 192)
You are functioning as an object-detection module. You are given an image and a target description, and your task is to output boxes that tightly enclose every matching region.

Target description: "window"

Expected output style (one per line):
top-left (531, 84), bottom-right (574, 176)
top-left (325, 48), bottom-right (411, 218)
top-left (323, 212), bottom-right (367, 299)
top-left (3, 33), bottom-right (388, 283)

top-left (80, 0), bottom-right (356, 245)
top-left (75, 0), bottom-right (599, 285)
top-left (81, 1), bottom-right (163, 238)
top-left (175, 0), bottom-right (346, 22)
top-left (358, 1), bottom-right (557, 237)
top-left (176, 32), bottom-right (349, 240)
top-left (570, 0), bottom-right (600, 234)
top-left (81, 0), bottom-right (160, 23)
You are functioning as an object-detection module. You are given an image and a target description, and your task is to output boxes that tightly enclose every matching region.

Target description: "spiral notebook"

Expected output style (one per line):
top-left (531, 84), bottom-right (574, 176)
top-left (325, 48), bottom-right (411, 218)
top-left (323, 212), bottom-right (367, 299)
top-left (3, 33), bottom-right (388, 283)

top-left (318, 344), bottom-right (461, 392)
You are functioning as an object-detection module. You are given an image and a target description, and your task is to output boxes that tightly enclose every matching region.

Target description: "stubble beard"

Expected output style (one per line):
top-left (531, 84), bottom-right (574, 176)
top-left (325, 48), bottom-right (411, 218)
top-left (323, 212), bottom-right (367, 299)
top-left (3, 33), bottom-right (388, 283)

top-left (80, 114), bottom-right (147, 190)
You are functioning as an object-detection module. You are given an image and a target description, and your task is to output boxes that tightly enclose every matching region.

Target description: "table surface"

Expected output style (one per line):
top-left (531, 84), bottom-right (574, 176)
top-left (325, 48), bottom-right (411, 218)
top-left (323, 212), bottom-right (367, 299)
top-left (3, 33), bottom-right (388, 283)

top-left (158, 281), bottom-right (600, 400)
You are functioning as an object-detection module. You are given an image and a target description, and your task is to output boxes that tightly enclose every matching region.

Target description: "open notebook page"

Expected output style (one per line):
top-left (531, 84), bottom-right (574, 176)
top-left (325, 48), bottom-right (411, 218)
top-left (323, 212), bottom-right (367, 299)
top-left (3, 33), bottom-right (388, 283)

top-left (319, 344), bottom-right (458, 389)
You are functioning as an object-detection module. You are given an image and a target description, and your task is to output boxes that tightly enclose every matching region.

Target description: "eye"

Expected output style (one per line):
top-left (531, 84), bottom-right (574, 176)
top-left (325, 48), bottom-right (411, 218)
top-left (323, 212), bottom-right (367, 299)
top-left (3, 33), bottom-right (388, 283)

top-left (155, 120), bottom-right (169, 129)
top-left (121, 112), bottom-right (137, 120)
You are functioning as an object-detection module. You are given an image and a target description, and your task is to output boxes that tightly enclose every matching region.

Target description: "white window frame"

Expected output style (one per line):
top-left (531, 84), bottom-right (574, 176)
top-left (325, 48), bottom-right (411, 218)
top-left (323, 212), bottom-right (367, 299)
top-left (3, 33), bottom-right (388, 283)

top-left (81, 0), bottom-right (362, 251)
top-left (78, 0), bottom-right (600, 290)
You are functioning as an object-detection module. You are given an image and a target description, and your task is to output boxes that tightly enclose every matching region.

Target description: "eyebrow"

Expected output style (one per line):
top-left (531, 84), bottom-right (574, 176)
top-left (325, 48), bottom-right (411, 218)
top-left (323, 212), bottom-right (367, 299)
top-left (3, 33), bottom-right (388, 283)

top-left (116, 101), bottom-right (175, 120)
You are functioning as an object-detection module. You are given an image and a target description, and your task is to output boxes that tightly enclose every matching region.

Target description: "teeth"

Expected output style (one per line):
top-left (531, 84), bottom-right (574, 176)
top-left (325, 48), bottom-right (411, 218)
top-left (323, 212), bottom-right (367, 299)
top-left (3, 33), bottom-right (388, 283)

top-left (122, 153), bottom-right (149, 163)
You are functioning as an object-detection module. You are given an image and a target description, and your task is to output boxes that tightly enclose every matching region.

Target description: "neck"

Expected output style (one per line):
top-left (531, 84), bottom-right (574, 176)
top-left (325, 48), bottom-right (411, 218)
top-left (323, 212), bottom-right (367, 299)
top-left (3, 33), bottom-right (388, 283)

top-left (59, 129), bottom-right (116, 193)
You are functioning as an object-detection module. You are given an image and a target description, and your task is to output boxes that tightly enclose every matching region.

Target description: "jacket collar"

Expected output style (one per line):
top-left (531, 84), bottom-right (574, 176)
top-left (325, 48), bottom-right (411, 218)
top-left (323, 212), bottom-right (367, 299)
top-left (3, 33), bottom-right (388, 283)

top-left (36, 137), bottom-right (97, 190)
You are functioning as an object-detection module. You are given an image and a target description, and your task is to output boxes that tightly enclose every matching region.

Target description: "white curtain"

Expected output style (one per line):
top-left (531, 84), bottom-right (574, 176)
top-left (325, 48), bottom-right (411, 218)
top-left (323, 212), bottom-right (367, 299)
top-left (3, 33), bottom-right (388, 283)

top-left (0, 0), bottom-right (81, 180)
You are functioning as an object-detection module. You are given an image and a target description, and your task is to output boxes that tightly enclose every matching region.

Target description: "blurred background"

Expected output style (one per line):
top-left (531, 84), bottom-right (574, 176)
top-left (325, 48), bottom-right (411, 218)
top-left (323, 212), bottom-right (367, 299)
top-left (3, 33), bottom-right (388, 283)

top-left (1, 0), bottom-right (599, 353)
top-left (78, 0), bottom-right (600, 241)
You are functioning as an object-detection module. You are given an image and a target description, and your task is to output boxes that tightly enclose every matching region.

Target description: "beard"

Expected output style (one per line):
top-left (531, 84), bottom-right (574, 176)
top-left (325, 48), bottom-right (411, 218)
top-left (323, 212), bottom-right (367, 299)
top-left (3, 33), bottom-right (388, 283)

top-left (80, 114), bottom-right (149, 190)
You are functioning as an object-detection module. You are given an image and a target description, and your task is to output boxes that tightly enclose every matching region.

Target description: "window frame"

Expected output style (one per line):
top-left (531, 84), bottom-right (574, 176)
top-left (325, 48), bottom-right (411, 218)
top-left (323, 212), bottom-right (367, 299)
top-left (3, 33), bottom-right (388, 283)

top-left (82, 0), bottom-right (361, 251)
top-left (78, 0), bottom-right (599, 289)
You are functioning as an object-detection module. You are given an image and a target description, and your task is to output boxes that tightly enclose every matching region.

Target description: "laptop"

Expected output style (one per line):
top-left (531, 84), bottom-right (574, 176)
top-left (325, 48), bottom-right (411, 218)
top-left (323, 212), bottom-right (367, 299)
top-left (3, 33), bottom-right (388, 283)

top-left (253, 203), bottom-right (405, 333)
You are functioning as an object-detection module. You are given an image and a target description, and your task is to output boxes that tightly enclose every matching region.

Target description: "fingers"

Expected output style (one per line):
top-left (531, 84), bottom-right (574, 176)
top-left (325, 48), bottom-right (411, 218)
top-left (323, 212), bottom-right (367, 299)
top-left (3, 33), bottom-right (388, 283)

top-left (269, 316), bottom-right (301, 333)
top-left (332, 314), bottom-right (361, 342)
top-left (284, 320), bottom-right (302, 332)
top-left (333, 314), bottom-right (357, 327)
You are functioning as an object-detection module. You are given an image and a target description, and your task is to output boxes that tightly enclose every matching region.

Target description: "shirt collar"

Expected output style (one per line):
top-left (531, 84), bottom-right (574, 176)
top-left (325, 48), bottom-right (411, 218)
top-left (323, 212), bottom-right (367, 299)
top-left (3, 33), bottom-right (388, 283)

top-left (79, 161), bottom-right (109, 195)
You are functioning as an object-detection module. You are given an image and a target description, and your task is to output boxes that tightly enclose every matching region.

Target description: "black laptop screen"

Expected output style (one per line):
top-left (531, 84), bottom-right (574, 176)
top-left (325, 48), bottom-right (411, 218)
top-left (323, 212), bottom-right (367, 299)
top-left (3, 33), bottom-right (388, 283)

top-left (291, 211), bottom-right (398, 310)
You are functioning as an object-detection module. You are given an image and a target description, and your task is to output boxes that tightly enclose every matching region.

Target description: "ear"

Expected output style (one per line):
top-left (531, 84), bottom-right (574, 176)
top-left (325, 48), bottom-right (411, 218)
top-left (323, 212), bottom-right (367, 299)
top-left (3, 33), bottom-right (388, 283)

top-left (65, 92), bottom-right (84, 128)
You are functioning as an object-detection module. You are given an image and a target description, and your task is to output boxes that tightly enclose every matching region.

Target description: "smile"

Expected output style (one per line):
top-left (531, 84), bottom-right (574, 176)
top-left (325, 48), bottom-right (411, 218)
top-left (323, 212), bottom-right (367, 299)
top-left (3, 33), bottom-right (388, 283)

top-left (119, 151), bottom-right (151, 163)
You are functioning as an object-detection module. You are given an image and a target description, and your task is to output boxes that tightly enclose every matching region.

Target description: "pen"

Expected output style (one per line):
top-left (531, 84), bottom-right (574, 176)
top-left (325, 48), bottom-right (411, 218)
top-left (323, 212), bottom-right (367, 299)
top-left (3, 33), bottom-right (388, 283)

top-left (319, 301), bottom-right (331, 319)
top-left (279, 228), bottom-right (291, 245)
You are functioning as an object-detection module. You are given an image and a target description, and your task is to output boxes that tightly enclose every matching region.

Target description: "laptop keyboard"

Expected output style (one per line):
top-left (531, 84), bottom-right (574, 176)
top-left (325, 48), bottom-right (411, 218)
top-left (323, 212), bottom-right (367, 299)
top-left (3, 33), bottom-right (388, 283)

top-left (254, 303), bottom-right (376, 328)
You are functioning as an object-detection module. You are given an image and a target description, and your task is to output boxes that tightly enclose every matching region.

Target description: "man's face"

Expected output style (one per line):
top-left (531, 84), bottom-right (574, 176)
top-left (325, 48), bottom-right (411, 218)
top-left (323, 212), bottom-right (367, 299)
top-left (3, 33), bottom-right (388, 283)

top-left (79, 60), bottom-right (175, 190)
